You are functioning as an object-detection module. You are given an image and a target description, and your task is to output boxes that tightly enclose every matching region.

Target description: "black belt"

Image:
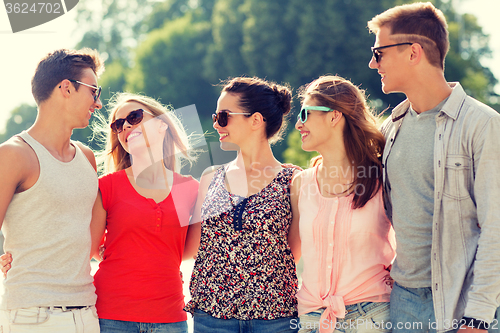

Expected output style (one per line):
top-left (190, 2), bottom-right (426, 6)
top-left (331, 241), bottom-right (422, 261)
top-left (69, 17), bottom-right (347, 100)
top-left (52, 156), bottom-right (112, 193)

top-left (53, 306), bottom-right (88, 310)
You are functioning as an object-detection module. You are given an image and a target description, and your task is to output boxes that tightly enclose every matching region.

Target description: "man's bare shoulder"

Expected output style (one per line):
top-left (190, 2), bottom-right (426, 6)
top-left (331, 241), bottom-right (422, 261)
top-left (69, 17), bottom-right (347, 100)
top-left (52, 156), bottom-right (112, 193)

top-left (0, 136), bottom-right (38, 168)
top-left (0, 136), bottom-right (39, 192)
top-left (74, 141), bottom-right (97, 171)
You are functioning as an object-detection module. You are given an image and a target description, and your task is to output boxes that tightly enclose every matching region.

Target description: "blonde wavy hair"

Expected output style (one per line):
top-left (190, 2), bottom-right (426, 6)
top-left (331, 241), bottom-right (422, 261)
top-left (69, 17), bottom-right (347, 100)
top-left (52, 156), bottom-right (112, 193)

top-left (93, 92), bottom-right (197, 175)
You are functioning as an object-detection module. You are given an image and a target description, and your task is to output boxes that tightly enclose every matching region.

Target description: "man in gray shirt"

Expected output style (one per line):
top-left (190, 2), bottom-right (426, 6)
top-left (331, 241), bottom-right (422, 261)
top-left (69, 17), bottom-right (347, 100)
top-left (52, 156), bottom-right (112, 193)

top-left (368, 2), bottom-right (500, 333)
top-left (0, 49), bottom-right (104, 332)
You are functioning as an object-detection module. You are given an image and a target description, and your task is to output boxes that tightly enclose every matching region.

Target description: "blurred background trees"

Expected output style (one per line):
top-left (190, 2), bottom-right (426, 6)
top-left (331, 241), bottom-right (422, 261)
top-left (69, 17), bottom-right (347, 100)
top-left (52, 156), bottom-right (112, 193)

top-left (1, 0), bottom-right (498, 168)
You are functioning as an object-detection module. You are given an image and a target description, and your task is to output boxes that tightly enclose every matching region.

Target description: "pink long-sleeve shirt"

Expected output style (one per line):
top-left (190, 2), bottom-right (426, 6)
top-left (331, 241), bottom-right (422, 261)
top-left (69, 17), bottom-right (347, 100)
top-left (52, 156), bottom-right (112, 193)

top-left (297, 166), bottom-right (396, 332)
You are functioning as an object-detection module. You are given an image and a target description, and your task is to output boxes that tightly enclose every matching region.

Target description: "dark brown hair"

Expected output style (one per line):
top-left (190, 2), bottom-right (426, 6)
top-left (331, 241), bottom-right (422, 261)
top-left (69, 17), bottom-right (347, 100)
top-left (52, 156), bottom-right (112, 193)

top-left (31, 48), bottom-right (104, 104)
top-left (222, 77), bottom-right (292, 144)
top-left (299, 75), bottom-right (385, 209)
top-left (368, 2), bottom-right (449, 69)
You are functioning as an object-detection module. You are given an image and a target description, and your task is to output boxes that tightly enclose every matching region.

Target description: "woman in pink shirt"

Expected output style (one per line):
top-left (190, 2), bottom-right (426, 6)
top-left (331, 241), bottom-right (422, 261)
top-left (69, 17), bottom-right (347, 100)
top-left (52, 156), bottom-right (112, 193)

top-left (290, 76), bottom-right (396, 333)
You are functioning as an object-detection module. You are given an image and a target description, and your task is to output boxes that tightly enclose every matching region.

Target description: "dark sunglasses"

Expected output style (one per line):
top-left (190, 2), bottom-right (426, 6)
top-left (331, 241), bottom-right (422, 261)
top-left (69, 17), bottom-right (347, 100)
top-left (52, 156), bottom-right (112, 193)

top-left (212, 110), bottom-right (251, 127)
top-left (68, 79), bottom-right (102, 103)
top-left (371, 42), bottom-right (413, 63)
top-left (110, 109), bottom-right (154, 134)
top-left (297, 106), bottom-right (334, 123)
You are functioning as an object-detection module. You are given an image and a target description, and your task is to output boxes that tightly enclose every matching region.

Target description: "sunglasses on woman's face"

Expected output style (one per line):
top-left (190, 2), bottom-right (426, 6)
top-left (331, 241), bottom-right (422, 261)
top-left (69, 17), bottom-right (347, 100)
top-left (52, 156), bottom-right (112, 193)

top-left (110, 109), bottom-right (154, 134)
top-left (297, 106), bottom-right (334, 123)
top-left (211, 110), bottom-right (251, 127)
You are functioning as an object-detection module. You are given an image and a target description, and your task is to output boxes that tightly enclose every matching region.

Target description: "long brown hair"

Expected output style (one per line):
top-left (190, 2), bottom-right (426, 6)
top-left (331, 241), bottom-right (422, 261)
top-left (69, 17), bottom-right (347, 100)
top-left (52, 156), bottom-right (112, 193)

top-left (299, 75), bottom-right (385, 209)
top-left (94, 93), bottom-right (197, 174)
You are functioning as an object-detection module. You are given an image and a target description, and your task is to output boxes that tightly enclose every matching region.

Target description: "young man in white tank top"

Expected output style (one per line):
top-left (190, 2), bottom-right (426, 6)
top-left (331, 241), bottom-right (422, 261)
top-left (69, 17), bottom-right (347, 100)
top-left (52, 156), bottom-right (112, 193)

top-left (0, 48), bottom-right (104, 333)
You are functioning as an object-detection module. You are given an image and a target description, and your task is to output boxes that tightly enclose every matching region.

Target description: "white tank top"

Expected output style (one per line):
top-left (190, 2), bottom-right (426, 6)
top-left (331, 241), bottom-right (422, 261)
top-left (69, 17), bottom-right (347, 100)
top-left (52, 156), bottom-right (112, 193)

top-left (1, 131), bottom-right (98, 309)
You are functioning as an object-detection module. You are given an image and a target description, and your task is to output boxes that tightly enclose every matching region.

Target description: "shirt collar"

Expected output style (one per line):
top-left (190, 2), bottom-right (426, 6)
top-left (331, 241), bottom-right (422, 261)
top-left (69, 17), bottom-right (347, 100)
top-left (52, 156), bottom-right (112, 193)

top-left (390, 82), bottom-right (466, 122)
top-left (440, 82), bottom-right (466, 120)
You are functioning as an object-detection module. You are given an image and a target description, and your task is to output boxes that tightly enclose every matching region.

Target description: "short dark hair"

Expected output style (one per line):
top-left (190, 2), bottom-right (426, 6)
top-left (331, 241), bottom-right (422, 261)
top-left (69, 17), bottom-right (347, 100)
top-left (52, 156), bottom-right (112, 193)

top-left (368, 2), bottom-right (449, 69)
top-left (222, 77), bottom-right (292, 143)
top-left (31, 48), bottom-right (104, 105)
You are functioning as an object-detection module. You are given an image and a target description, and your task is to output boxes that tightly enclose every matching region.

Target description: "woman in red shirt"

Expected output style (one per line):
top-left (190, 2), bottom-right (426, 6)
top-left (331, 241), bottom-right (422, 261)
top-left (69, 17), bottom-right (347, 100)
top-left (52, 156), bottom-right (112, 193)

top-left (90, 93), bottom-right (200, 333)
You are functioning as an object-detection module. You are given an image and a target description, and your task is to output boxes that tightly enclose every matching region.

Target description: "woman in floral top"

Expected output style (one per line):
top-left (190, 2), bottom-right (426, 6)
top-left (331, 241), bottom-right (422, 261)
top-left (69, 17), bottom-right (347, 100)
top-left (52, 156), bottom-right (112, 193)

top-left (184, 77), bottom-right (301, 333)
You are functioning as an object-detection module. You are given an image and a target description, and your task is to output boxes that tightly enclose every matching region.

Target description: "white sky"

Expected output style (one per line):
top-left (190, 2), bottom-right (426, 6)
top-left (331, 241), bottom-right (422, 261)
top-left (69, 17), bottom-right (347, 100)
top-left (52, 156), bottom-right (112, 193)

top-left (0, 0), bottom-right (499, 134)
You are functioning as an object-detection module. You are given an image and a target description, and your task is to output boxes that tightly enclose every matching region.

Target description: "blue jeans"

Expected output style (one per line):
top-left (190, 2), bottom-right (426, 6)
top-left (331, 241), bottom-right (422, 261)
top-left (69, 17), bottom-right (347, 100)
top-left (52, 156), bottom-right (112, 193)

top-left (99, 318), bottom-right (187, 333)
top-left (390, 282), bottom-right (457, 333)
top-left (192, 309), bottom-right (298, 333)
top-left (297, 302), bottom-right (390, 333)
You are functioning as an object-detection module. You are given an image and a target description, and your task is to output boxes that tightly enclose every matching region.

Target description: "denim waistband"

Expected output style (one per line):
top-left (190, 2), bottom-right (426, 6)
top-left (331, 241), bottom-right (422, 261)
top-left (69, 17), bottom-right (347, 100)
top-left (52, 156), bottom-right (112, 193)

top-left (344, 302), bottom-right (383, 319)
top-left (304, 301), bottom-right (387, 319)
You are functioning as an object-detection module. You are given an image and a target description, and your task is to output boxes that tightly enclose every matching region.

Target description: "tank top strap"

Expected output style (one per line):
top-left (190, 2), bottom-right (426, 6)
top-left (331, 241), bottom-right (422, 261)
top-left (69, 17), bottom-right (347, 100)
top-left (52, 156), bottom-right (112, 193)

top-left (17, 131), bottom-right (51, 161)
top-left (18, 131), bottom-right (88, 166)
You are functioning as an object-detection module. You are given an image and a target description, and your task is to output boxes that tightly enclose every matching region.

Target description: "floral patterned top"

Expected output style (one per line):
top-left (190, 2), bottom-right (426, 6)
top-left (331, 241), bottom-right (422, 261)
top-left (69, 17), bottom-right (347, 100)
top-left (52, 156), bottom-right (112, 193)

top-left (184, 166), bottom-right (298, 320)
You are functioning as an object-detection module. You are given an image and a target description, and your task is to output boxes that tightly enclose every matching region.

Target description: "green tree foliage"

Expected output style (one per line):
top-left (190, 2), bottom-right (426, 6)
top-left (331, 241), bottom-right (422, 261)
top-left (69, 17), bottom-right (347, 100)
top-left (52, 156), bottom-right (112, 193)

top-left (99, 60), bottom-right (128, 109)
top-left (146, 0), bottom-right (216, 31)
top-left (2, 0), bottom-right (498, 159)
top-left (74, 0), bottom-right (153, 65)
top-left (126, 13), bottom-right (216, 132)
top-left (445, 12), bottom-right (497, 103)
top-left (203, 0), bottom-right (248, 81)
top-left (0, 104), bottom-right (37, 143)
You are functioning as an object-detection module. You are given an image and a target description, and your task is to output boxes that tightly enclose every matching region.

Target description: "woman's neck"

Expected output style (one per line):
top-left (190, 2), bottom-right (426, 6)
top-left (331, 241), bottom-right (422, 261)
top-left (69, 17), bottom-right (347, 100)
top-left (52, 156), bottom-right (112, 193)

top-left (315, 151), bottom-right (354, 197)
top-left (224, 142), bottom-right (282, 197)
top-left (233, 141), bottom-right (281, 171)
top-left (126, 160), bottom-right (173, 190)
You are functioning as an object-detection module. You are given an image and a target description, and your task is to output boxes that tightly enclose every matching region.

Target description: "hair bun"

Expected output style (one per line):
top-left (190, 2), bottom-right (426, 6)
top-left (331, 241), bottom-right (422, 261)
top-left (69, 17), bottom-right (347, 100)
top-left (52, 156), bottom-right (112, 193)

top-left (272, 84), bottom-right (292, 116)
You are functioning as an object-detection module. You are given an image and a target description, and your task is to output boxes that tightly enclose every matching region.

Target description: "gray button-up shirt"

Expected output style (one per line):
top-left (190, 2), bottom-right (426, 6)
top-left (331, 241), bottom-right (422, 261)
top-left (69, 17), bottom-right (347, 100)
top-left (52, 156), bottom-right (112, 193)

top-left (381, 82), bottom-right (500, 331)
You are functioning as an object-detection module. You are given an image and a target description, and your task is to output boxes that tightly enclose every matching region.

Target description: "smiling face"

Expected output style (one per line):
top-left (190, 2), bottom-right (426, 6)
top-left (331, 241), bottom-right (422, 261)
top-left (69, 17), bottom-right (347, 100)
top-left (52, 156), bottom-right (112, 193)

top-left (213, 92), bottom-right (252, 150)
top-left (72, 67), bottom-right (102, 128)
top-left (295, 96), bottom-right (335, 152)
top-left (113, 101), bottom-right (165, 155)
top-left (368, 26), bottom-right (412, 95)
